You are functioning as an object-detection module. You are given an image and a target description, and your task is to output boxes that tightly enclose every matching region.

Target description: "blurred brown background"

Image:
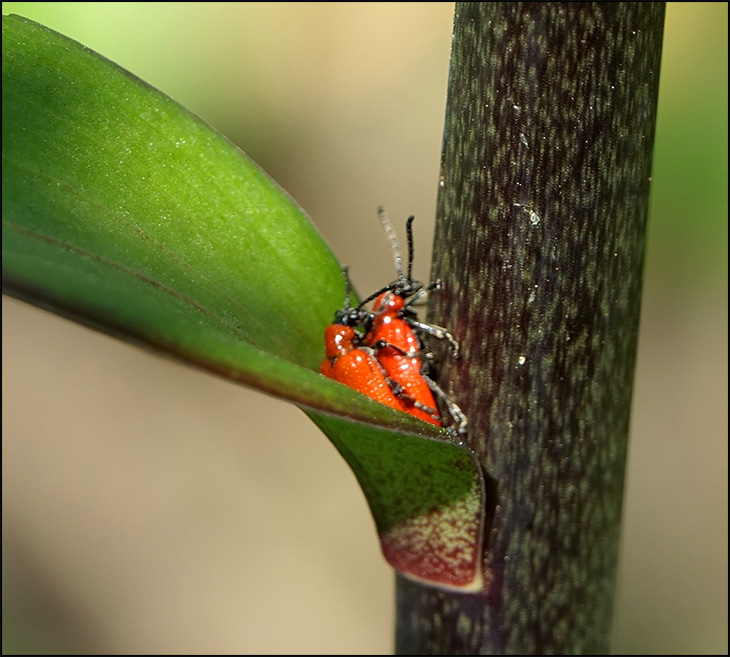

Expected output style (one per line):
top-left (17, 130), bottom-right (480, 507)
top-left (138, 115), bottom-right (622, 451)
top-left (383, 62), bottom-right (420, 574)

top-left (2, 3), bottom-right (726, 654)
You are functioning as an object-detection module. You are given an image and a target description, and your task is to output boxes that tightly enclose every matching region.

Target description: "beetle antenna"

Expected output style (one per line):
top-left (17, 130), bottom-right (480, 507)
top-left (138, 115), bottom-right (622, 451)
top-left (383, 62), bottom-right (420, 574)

top-left (341, 266), bottom-right (352, 310)
top-left (377, 206), bottom-right (406, 284)
top-left (406, 215), bottom-right (415, 282)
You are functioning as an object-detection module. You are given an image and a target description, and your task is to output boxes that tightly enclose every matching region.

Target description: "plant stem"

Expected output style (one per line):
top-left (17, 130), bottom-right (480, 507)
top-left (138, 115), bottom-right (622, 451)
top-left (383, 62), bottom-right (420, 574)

top-left (397, 3), bottom-right (665, 654)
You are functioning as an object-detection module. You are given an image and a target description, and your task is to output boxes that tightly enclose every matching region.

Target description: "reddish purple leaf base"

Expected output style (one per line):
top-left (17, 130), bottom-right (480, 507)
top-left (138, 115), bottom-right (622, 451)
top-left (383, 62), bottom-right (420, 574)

top-left (380, 479), bottom-right (484, 592)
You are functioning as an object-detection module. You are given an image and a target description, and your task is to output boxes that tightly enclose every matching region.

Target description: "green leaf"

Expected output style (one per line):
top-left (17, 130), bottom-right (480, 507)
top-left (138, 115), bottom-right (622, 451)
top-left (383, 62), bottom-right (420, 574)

top-left (310, 412), bottom-right (485, 590)
top-left (2, 14), bottom-right (484, 590)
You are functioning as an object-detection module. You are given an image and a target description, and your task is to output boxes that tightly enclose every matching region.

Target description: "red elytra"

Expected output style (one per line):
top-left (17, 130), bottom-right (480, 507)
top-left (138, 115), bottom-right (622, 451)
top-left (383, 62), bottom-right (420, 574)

top-left (320, 321), bottom-right (408, 414)
top-left (321, 211), bottom-right (467, 436)
top-left (364, 290), bottom-right (441, 426)
top-left (360, 209), bottom-right (466, 435)
top-left (320, 269), bottom-right (411, 416)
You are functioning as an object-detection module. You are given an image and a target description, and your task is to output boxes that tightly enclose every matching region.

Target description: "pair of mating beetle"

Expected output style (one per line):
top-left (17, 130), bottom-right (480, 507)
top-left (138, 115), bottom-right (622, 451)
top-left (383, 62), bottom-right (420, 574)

top-left (320, 208), bottom-right (467, 437)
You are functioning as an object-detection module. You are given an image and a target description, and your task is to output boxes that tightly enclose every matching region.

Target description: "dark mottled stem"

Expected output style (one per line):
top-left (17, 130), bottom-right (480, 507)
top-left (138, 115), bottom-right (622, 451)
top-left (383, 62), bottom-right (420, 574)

top-left (397, 3), bottom-right (665, 654)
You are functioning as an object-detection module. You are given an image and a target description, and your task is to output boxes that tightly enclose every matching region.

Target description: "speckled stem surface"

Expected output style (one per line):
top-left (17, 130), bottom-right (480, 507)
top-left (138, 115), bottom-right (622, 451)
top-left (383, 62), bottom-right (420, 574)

top-left (396, 3), bottom-right (665, 654)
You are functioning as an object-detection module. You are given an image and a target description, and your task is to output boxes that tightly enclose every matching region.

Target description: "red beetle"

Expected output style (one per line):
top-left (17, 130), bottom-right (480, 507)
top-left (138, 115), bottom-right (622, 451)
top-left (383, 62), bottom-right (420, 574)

top-left (320, 270), bottom-right (409, 416)
top-left (321, 211), bottom-right (467, 436)
top-left (364, 289), bottom-right (442, 426)
top-left (362, 209), bottom-right (467, 436)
